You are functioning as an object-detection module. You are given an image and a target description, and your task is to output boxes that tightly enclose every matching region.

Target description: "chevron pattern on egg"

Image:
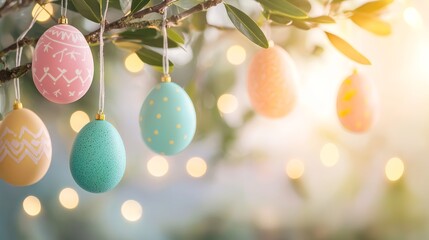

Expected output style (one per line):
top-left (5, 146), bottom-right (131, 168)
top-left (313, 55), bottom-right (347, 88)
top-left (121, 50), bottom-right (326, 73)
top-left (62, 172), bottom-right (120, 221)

top-left (0, 127), bottom-right (51, 164)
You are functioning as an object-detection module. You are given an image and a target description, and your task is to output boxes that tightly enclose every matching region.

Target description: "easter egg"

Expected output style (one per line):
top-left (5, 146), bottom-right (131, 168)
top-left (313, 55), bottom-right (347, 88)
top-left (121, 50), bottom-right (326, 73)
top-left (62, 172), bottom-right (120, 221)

top-left (336, 72), bottom-right (378, 133)
top-left (247, 45), bottom-right (299, 118)
top-left (139, 82), bottom-right (196, 155)
top-left (32, 24), bottom-right (94, 104)
top-left (70, 120), bottom-right (126, 193)
top-left (0, 106), bottom-right (52, 186)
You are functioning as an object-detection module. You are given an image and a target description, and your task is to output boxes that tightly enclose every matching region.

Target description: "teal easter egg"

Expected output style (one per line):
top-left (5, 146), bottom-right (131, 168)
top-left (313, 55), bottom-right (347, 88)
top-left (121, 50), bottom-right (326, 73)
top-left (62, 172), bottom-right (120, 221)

top-left (139, 82), bottom-right (196, 155)
top-left (70, 120), bottom-right (126, 193)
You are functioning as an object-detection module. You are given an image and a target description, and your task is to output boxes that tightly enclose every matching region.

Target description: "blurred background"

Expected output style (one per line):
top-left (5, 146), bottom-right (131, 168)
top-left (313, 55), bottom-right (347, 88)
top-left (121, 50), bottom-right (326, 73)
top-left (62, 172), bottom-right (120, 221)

top-left (1, 0), bottom-right (429, 239)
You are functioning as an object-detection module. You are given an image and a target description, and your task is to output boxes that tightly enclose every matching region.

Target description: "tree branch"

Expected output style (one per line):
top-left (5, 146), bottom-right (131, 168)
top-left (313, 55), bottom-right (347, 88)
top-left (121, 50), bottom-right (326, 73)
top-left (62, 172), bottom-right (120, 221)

top-left (0, 63), bottom-right (31, 84)
top-left (0, 0), bottom-right (223, 83)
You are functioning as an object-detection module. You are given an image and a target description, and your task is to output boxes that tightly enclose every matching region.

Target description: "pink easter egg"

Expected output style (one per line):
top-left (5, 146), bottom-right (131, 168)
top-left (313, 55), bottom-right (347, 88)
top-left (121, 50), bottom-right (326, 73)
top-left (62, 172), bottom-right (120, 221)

top-left (336, 72), bottom-right (378, 133)
top-left (247, 45), bottom-right (299, 118)
top-left (32, 24), bottom-right (94, 104)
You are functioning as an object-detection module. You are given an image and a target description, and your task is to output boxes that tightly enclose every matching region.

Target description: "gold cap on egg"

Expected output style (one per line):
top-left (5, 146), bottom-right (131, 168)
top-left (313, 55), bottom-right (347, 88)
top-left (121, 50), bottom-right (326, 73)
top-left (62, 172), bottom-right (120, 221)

top-left (58, 16), bottom-right (68, 24)
top-left (96, 112), bottom-right (105, 120)
top-left (161, 74), bottom-right (171, 83)
top-left (13, 101), bottom-right (23, 110)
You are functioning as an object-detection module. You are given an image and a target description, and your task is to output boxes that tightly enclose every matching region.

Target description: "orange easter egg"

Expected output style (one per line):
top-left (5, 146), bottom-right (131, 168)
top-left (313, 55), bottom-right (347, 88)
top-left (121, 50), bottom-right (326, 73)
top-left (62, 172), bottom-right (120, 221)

top-left (336, 72), bottom-right (378, 133)
top-left (247, 45), bottom-right (299, 118)
top-left (0, 106), bottom-right (52, 186)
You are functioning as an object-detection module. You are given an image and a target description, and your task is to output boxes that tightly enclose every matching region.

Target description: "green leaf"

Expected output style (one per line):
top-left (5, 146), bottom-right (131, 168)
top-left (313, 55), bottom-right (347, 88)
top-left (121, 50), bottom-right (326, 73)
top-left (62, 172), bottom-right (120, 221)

top-left (325, 32), bottom-right (371, 65)
top-left (354, 0), bottom-right (393, 13)
top-left (351, 13), bottom-right (391, 36)
top-left (131, 0), bottom-right (149, 14)
top-left (135, 47), bottom-right (174, 70)
top-left (292, 19), bottom-right (312, 30)
top-left (286, 0), bottom-right (311, 13)
top-left (71, 0), bottom-right (101, 22)
top-left (119, 29), bottom-right (180, 48)
top-left (257, 0), bottom-right (308, 19)
top-left (113, 40), bottom-right (142, 51)
top-left (224, 3), bottom-right (268, 48)
top-left (167, 29), bottom-right (185, 45)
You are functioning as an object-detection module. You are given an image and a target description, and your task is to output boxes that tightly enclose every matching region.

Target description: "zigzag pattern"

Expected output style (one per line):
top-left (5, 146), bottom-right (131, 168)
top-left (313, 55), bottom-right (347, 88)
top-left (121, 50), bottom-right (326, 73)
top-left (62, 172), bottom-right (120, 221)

top-left (33, 67), bottom-right (92, 87)
top-left (0, 127), bottom-right (51, 164)
top-left (47, 28), bottom-right (83, 44)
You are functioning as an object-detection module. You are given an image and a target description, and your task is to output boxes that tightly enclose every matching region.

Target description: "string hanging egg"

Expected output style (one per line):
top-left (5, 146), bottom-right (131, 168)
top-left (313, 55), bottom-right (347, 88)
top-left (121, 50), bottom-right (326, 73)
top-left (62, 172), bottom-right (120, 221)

top-left (70, 1), bottom-right (126, 193)
top-left (0, 102), bottom-right (52, 186)
top-left (336, 71), bottom-right (378, 133)
top-left (139, 77), bottom-right (196, 155)
top-left (247, 45), bottom-right (299, 118)
top-left (139, 7), bottom-right (196, 155)
top-left (32, 16), bottom-right (94, 104)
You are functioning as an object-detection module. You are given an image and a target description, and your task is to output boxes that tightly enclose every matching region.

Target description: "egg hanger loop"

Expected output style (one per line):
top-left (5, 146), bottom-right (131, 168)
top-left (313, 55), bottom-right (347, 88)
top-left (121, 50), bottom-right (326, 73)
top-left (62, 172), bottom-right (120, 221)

top-left (96, 0), bottom-right (109, 120)
top-left (60, 0), bottom-right (68, 17)
top-left (59, 0), bottom-right (69, 24)
top-left (13, 5), bottom-right (43, 109)
top-left (161, 6), bottom-right (171, 83)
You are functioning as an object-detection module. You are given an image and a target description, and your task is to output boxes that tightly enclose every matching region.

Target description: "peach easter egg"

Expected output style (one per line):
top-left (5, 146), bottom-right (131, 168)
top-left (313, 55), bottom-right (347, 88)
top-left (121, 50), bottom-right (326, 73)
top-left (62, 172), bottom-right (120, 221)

top-left (32, 24), bottom-right (94, 104)
top-left (336, 72), bottom-right (378, 133)
top-left (247, 45), bottom-right (299, 118)
top-left (0, 106), bottom-right (52, 186)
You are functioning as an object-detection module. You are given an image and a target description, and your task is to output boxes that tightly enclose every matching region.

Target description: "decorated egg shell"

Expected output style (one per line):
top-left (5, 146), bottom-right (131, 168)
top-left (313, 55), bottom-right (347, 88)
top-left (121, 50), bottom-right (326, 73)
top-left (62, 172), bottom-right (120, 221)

top-left (70, 120), bottom-right (126, 193)
top-left (336, 72), bottom-right (378, 133)
top-left (0, 107), bottom-right (52, 186)
top-left (32, 24), bottom-right (94, 104)
top-left (247, 45), bottom-right (299, 118)
top-left (139, 82), bottom-right (196, 155)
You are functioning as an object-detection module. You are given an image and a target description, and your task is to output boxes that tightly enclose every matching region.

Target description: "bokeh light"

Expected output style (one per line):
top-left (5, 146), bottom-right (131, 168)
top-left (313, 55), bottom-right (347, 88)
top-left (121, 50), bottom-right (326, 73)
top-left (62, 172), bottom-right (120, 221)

top-left (226, 45), bottom-right (246, 65)
top-left (385, 157), bottom-right (405, 182)
top-left (285, 159), bottom-right (305, 180)
top-left (147, 156), bottom-right (169, 177)
top-left (124, 53), bottom-right (144, 73)
top-left (320, 143), bottom-right (339, 167)
top-left (32, 3), bottom-right (53, 22)
top-left (121, 200), bottom-right (143, 222)
top-left (59, 188), bottom-right (79, 210)
top-left (23, 196), bottom-right (41, 217)
top-left (186, 157), bottom-right (207, 178)
top-left (70, 111), bottom-right (90, 133)
top-left (403, 7), bottom-right (423, 29)
top-left (217, 94), bottom-right (238, 114)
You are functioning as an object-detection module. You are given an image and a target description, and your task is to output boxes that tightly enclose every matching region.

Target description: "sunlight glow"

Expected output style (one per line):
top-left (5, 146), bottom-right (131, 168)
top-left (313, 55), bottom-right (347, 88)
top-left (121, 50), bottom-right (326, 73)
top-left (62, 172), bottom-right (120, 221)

top-left (385, 157), bottom-right (404, 182)
top-left (147, 156), bottom-right (169, 177)
top-left (23, 196), bottom-right (41, 217)
top-left (217, 94), bottom-right (238, 114)
top-left (286, 159), bottom-right (305, 180)
top-left (186, 157), bottom-right (207, 178)
top-left (121, 200), bottom-right (143, 222)
top-left (59, 188), bottom-right (79, 210)
top-left (70, 111), bottom-right (90, 133)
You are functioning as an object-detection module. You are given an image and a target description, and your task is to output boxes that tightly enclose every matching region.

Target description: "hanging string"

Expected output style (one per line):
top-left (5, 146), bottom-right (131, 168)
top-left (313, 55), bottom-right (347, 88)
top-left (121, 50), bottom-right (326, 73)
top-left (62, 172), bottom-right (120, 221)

top-left (98, 0), bottom-right (109, 115)
top-left (162, 6), bottom-right (169, 77)
top-left (14, 5), bottom-right (43, 103)
top-left (60, 0), bottom-right (68, 17)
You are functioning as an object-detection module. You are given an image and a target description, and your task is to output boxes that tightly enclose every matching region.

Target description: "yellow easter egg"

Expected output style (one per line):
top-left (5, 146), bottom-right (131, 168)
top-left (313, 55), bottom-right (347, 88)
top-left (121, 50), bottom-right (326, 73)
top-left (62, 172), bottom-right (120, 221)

top-left (0, 107), bottom-right (52, 186)
top-left (247, 45), bottom-right (299, 118)
top-left (336, 72), bottom-right (378, 133)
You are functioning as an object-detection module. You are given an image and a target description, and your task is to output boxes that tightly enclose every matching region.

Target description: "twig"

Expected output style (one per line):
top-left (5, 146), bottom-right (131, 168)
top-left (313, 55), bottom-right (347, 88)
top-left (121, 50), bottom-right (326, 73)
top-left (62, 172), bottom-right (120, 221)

top-left (0, 63), bottom-right (31, 84)
top-left (0, 0), bottom-right (223, 83)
